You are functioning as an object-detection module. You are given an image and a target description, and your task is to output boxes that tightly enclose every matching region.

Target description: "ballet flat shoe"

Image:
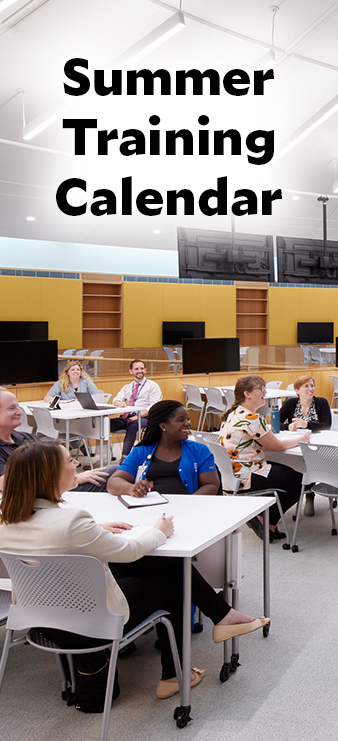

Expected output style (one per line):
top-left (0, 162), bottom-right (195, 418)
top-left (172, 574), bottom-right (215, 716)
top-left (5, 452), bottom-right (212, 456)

top-left (156, 668), bottom-right (205, 699)
top-left (270, 527), bottom-right (286, 540)
top-left (212, 617), bottom-right (270, 643)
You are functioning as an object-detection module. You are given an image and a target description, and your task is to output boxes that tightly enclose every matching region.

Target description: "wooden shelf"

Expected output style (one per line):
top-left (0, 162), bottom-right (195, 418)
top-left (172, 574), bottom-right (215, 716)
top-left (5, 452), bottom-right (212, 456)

top-left (235, 280), bottom-right (269, 346)
top-left (82, 275), bottom-right (123, 348)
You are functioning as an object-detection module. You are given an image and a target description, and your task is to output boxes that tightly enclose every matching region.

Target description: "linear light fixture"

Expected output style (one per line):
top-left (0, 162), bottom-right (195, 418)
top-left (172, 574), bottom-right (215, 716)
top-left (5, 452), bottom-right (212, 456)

top-left (112, 11), bottom-right (185, 67)
top-left (22, 102), bottom-right (70, 141)
top-left (276, 94), bottom-right (338, 160)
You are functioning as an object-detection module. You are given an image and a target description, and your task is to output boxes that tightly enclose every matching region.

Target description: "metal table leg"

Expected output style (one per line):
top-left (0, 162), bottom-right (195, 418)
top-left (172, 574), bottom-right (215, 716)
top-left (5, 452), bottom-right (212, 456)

top-left (173, 556), bottom-right (192, 728)
top-left (262, 509), bottom-right (270, 635)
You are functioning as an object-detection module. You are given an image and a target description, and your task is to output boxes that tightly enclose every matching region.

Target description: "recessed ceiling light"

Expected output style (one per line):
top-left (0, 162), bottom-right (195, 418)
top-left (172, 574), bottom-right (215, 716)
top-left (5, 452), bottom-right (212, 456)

top-left (26, 216), bottom-right (35, 221)
top-left (153, 229), bottom-right (161, 234)
top-left (292, 195), bottom-right (300, 201)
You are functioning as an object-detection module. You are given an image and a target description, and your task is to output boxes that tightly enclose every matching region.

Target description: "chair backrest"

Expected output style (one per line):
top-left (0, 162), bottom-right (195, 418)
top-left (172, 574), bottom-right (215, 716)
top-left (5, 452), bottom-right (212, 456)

top-left (203, 386), bottom-right (226, 413)
top-left (18, 405), bottom-right (34, 434)
top-left (29, 407), bottom-right (59, 440)
top-left (62, 349), bottom-right (76, 356)
top-left (299, 443), bottom-right (338, 488)
top-left (0, 589), bottom-right (12, 626)
top-left (185, 384), bottom-right (204, 409)
top-left (174, 346), bottom-right (182, 361)
top-left (163, 346), bottom-right (177, 361)
top-left (329, 375), bottom-right (338, 392)
top-left (75, 349), bottom-right (89, 357)
top-left (221, 388), bottom-right (235, 408)
top-left (286, 383), bottom-right (295, 391)
top-left (299, 345), bottom-right (311, 364)
top-left (331, 411), bottom-right (338, 430)
top-left (90, 349), bottom-right (104, 357)
top-left (206, 441), bottom-right (240, 493)
top-left (266, 381), bottom-right (282, 389)
top-left (194, 431), bottom-right (220, 445)
top-left (0, 552), bottom-right (125, 641)
top-left (309, 345), bottom-right (321, 363)
top-left (93, 391), bottom-right (112, 403)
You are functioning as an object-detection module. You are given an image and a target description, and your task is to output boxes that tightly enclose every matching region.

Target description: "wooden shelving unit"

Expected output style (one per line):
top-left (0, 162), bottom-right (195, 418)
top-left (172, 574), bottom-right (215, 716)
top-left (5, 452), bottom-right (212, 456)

top-left (235, 281), bottom-right (269, 346)
top-left (81, 273), bottom-right (123, 348)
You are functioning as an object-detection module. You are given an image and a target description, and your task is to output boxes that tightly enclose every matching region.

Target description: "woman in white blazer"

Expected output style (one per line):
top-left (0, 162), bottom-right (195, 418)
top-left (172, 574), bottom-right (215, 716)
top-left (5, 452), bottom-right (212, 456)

top-left (0, 440), bottom-right (268, 700)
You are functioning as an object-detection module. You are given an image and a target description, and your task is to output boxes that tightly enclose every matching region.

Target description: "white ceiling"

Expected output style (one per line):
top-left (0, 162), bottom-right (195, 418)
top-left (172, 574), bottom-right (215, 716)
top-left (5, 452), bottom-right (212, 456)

top-left (1, 0), bottom-right (338, 255)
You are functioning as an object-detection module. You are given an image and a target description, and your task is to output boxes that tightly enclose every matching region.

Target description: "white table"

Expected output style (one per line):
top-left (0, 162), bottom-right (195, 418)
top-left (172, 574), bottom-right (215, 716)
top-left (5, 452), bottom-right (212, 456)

top-left (22, 401), bottom-right (145, 466)
top-left (266, 430), bottom-right (338, 473)
top-left (220, 386), bottom-right (297, 405)
top-left (63, 491), bottom-right (274, 726)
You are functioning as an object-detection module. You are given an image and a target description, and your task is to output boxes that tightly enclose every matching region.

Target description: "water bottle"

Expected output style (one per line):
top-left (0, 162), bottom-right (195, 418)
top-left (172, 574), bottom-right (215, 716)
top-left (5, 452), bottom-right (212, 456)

top-left (270, 405), bottom-right (280, 434)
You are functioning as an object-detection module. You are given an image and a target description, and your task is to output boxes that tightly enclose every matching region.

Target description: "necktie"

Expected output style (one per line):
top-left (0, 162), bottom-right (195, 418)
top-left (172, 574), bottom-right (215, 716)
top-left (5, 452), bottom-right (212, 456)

top-left (122, 383), bottom-right (140, 419)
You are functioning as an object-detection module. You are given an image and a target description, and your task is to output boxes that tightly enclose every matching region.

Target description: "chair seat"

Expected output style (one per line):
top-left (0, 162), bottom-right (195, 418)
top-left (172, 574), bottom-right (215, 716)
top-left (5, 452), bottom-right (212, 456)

top-left (312, 483), bottom-right (338, 497)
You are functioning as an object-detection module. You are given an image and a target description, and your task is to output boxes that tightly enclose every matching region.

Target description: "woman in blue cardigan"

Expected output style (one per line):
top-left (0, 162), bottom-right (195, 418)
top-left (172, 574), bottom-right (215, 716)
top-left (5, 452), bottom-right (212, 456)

top-left (108, 399), bottom-right (220, 497)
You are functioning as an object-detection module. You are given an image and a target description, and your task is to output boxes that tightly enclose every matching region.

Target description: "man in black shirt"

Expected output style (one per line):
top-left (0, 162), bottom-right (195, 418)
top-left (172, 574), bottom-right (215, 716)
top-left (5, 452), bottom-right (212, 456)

top-left (0, 388), bottom-right (116, 492)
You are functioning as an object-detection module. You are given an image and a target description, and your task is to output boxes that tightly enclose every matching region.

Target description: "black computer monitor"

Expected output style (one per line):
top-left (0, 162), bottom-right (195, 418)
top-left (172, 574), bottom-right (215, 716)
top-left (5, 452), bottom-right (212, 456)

top-left (162, 321), bottom-right (205, 346)
top-left (297, 322), bottom-right (333, 344)
top-left (0, 321), bottom-right (48, 341)
top-left (182, 337), bottom-right (240, 374)
top-left (0, 340), bottom-right (58, 385)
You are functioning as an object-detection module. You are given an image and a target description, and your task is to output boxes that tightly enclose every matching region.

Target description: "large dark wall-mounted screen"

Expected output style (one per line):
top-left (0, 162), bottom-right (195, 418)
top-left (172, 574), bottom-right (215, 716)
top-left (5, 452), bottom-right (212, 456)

top-left (0, 321), bottom-right (48, 341)
top-left (277, 236), bottom-right (338, 284)
top-left (0, 340), bottom-right (58, 385)
top-left (178, 227), bottom-right (274, 282)
top-left (182, 337), bottom-right (240, 375)
top-left (162, 321), bottom-right (205, 345)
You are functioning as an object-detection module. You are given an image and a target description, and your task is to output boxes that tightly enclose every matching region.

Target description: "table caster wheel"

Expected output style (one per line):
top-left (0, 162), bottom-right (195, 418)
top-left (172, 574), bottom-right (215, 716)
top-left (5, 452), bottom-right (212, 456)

top-left (292, 515), bottom-right (296, 521)
top-left (230, 653), bottom-right (240, 673)
top-left (263, 623), bottom-right (270, 638)
top-left (174, 706), bottom-right (192, 728)
top-left (192, 622), bottom-right (203, 634)
top-left (333, 499), bottom-right (337, 509)
top-left (292, 544), bottom-right (299, 553)
top-left (331, 528), bottom-right (337, 535)
top-left (282, 542), bottom-right (290, 550)
top-left (219, 663), bottom-right (231, 683)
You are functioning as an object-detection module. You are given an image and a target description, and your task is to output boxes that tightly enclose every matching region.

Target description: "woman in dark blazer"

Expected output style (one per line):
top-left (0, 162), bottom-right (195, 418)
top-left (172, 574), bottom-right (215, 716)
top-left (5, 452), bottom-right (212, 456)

top-left (280, 375), bottom-right (331, 516)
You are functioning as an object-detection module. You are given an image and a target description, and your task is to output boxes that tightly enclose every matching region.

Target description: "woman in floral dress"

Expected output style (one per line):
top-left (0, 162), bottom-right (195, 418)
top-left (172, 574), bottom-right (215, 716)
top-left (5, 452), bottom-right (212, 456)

top-left (219, 376), bottom-right (310, 541)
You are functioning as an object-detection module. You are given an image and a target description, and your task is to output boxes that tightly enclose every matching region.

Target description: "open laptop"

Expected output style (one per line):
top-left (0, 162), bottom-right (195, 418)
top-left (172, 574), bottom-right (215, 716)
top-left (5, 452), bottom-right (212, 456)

top-left (75, 392), bottom-right (114, 411)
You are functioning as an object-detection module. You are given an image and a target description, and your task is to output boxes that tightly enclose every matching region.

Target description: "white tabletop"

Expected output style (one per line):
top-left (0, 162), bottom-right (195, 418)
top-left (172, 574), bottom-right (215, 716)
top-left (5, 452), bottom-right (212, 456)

top-left (219, 387), bottom-right (297, 400)
top-left (266, 430), bottom-right (338, 473)
top-left (62, 492), bottom-right (274, 558)
top-left (23, 400), bottom-right (144, 420)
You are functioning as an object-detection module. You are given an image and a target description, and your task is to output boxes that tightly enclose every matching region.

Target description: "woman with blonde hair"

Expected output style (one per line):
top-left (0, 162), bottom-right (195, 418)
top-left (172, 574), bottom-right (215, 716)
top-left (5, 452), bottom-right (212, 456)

top-left (219, 375), bottom-right (310, 541)
top-left (44, 360), bottom-right (99, 402)
top-left (280, 375), bottom-right (331, 517)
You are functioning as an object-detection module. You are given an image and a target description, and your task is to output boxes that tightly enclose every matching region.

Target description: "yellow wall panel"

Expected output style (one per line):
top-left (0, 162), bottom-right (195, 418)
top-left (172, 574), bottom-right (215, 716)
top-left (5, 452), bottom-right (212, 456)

top-left (123, 282), bottom-right (237, 346)
top-left (0, 276), bottom-right (82, 348)
top-left (123, 283), bottom-right (164, 347)
top-left (269, 286), bottom-right (338, 345)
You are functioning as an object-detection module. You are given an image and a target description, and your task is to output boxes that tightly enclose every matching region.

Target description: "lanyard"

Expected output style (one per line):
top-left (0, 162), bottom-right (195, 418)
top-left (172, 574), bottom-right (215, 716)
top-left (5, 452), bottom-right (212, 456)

top-left (132, 378), bottom-right (146, 403)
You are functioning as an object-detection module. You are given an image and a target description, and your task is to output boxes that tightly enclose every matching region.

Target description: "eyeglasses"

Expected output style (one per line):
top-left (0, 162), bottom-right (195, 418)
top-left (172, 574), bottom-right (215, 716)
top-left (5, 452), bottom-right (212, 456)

top-left (252, 386), bottom-right (266, 393)
top-left (301, 384), bottom-right (316, 389)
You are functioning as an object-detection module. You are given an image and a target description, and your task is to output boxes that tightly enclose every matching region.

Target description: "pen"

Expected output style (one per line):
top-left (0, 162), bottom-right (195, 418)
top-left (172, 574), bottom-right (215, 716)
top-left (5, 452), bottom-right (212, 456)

top-left (161, 513), bottom-right (166, 519)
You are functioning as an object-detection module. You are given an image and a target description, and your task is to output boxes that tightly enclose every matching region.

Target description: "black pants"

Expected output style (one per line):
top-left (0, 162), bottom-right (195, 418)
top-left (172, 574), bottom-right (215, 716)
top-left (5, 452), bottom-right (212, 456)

top-left (42, 557), bottom-right (230, 683)
top-left (110, 555), bottom-right (230, 679)
top-left (110, 417), bottom-right (147, 456)
top-left (248, 462), bottom-right (303, 526)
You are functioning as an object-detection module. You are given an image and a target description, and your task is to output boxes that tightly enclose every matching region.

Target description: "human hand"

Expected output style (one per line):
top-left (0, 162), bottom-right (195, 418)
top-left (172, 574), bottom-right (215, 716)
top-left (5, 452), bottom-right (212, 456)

top-left (114, 400), bottom-right (127, 408)
top-left (154, 514), bottom-right (174, 538)
top-left (76, 468), bottom-right (109, 486)
top-left (129, 479), bottom-right (153, 497)
top-left (99, 521), bottom-right (133, 533)
top-left (291, 417), bottom-right (307, 429)
top-left (126, 415), bottom-right (138, 422)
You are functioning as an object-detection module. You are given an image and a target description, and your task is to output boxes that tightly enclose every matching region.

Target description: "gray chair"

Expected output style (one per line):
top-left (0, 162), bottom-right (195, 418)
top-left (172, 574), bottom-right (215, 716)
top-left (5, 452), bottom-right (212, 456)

top-left (29, 407), bottom-right (93, 469)
top-left (201, 387), bottom-right (226, 431)
top-left (291, 443), bottom-right (338, 552)
top-left (163, 346), bottom-right (180, 372)
top-left (299, 345), bottom-right (311, 365)
top-left (185, 385), bottom-right (205, 431)
top-left (205, 441), bottom-right (290, 547)
top-left (0, 558), bottom-right (11, 628)
top-left (62, 349), bottom-right (76, 356)
top-left (18, 405), bottom-right (34, 434)
top-left (329, 376), bottom-right (338, 408)
top-left (0, 552), bottom-right (182, 741)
